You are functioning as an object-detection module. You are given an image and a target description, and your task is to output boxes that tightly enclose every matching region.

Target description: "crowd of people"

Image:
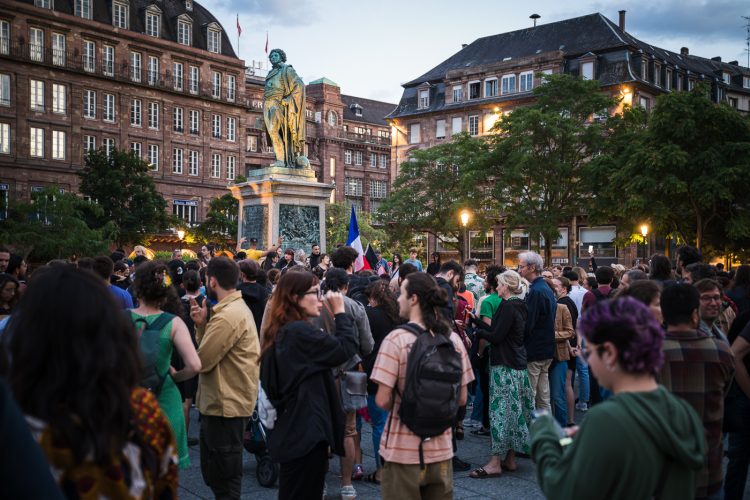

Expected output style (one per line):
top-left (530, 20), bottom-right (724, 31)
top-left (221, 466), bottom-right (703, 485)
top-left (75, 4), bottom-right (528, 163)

top-left (0, 241), bottom-right (750, 500)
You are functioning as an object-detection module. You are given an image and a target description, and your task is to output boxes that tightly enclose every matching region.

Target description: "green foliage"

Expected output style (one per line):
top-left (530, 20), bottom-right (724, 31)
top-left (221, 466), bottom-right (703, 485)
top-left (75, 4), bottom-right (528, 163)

top-left (0, 187), bottom-right (115, 262)
top-left (78, 148), bottom-right (171, 246)
top-left (192, 194), bottom-right (238, 244)
top-left (326, 202), bottom-right (387, 251)
top-left (377, 133), bottom-right (491, 254)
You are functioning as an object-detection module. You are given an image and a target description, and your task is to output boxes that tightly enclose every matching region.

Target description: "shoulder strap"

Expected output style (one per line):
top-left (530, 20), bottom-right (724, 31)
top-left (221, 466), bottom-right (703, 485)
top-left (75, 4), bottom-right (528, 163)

top-left (148, 313), bottom-right (175, 333)
top-left (399, 322), bottom-right (425, 337)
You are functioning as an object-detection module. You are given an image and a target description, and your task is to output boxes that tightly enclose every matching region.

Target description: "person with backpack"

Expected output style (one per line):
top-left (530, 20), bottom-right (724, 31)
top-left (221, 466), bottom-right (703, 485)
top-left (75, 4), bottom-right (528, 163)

top-left (130, 260), bottom-right (201, 469)
top-left (581, 266), bottom-right (616, 406)
top-left (372, 272), bottom-right (474, 499)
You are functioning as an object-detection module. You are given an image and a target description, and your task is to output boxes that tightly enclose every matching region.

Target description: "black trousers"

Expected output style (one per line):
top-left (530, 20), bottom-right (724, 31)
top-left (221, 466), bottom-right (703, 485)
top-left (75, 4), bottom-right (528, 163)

top-left (279, 441), bottom-right (329, 500)
top-left (199, 414), bottom-right (248, 500)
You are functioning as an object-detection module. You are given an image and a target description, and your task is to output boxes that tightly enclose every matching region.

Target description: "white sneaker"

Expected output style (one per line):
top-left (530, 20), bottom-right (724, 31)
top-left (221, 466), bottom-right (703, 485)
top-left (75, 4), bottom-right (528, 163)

top-left (462, 418), bottom-right (481, 428)
top-left (340, 485), bottom-right (357, 500)
top-left (575, 402), bottom-right (588, 412)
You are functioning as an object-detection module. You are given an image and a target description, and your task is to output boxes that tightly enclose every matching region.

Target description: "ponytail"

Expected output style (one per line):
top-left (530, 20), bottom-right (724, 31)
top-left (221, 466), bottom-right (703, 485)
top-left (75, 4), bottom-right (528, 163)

top-left (404, 273), bottom-right (451, 336)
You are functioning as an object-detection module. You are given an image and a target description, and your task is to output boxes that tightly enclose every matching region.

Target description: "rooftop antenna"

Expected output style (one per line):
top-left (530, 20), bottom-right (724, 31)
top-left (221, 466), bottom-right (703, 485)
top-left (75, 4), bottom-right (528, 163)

top-left (530, 14), bottom-right (540, 27)
top-left (744, 15), bottom-right (750, 67)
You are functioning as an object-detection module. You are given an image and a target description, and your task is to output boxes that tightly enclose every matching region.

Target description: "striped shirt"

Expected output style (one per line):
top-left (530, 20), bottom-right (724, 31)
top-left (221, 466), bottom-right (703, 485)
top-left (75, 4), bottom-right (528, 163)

top-left (371, 327), bottom-right (474, 465)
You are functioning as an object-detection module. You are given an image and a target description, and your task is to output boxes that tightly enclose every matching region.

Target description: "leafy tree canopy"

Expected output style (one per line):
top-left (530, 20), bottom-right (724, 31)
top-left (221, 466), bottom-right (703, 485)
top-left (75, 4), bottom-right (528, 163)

top-left (192, 194), bottom-right (238, 244)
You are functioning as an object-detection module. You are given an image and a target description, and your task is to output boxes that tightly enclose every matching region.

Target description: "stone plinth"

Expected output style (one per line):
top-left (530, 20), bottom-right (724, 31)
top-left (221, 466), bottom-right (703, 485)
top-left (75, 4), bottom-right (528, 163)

top-left (229, 168), bottom-right (335, 253)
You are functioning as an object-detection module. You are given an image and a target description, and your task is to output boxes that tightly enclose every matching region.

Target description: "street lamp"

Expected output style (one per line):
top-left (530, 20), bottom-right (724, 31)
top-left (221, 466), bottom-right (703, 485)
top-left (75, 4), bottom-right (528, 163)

top-left (640, 224), bottom-right (649, 262)
top-left (460, 209), bottom-right (471, 261)
top-left (177, 229), bottom-right (185, 240)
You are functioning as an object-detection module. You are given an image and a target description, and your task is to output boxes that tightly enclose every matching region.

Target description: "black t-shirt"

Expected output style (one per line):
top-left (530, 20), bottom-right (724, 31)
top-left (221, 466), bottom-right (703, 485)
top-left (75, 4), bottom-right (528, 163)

top-left (729, 310), bottom-right (750, 375)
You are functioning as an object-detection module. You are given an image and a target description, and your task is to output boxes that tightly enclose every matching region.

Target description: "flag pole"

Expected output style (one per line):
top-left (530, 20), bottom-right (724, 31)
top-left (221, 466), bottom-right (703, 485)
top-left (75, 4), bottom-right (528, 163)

top-left (236, 14), bottom-right (240, 57)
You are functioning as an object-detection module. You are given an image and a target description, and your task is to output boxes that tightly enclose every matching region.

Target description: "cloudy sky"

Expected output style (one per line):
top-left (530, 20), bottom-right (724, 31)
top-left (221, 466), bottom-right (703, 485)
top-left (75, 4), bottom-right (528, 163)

top-left (208, 0), bottom-right (750, 104)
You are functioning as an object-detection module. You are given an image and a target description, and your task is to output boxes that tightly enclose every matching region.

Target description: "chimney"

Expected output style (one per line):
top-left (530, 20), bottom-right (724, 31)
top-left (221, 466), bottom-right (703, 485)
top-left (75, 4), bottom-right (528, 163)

top-left (680, 47), bottom-right (689, 56)
top-left (618, 10), bottom-right (626, 31)
top-left (711, 56), bottom-right (722, 62)
top-left (729, 60), bottom-right (739, 65)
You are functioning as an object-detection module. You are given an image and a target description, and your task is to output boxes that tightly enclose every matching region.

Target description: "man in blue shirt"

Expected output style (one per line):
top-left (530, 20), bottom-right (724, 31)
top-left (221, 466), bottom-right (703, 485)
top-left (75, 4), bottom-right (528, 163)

top-left (92, 256), bottom-right (134, 309)
top-left (403, 247), bottom-right (423, 272)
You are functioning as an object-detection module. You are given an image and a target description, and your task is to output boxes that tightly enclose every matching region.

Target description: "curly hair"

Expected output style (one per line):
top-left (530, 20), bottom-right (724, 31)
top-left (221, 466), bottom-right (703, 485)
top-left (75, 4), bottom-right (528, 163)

top-left (365, 279), bottom-right (399, 324)
top-left (269, 48), bottom-right (287, 62)
top-left (578, 296), bottom-right (664, 376)
top-left (132, 260), bottom-right (170, 306)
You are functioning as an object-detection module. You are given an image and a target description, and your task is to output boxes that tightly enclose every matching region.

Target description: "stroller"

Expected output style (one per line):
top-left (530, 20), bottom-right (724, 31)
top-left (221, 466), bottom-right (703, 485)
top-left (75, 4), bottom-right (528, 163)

top-left (243, 409), bottom-right (279, 488)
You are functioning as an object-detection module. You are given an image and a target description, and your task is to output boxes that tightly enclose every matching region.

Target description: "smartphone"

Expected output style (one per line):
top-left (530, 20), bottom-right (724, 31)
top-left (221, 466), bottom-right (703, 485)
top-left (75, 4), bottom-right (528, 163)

top-left (531, 409), bottom-right (573, 446)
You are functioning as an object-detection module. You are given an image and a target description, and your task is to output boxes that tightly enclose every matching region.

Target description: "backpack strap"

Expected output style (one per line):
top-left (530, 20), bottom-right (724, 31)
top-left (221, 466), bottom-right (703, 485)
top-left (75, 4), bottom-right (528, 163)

top-left (399, 322), bottom-right (425, 337)
top-left (148, 312), bottom-right (175, 333)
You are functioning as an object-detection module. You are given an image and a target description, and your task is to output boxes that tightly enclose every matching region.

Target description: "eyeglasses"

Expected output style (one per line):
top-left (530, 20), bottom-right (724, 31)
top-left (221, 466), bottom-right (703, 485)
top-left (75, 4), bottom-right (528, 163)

top-left (699, 295), bottom-right (722, 303)
top-left (304, 288), bottom-right (323, 300)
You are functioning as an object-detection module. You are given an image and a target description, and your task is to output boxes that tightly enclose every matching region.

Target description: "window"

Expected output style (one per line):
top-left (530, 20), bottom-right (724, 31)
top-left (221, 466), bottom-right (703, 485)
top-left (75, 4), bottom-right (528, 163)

top-left (344, 150), bottom-right (352, 164)
top-left (103, 45), bottom-right (114, 76)
top-left (688, 79), bottom-right (695, 91)
top-left (173, 200), bottom-right (197, 224)
top-left (469, 115), bottom-right (479, 136)
top-left (52, 83), bottom-right (66, 114)
top-left (0, 184), bottom-right (7, 220)
top-left (130, 99), bottom-right (141, 126)
top-left (35, 0), bottom-right (52, 8)
top-left (520, 71), bottom-right (534, 92)
top-left (211, 153), bottom-right (221, 178)
top-left (146, 10), bottom-right (160, 37)
top-left (580, 62), bottom-right (594, 81)
top-left (173, 62), bottom-right (183, 91)
top-left (84, 135), bottom-right (96, 152)
top-left (212, 114), bottom-right (221, 138)
top-left (436, 119), bottom-right (446, 139)
top-left (379, 154), bottom-right (388, 169)
top-left (328, 111), bottom-right (337, 126)
top-left (83, 40), bottom-right (96, 72)
top-left (188, 150), bottom-right (198, 176)
top-left (173, 106), bottom-right (183, 132)
top-left (665, 69), bottom-right (672, 90)
top-left (0, 21), bottom-right (8, 56)
top-left (52, 33), bottom-right (65, 66)
top-left (744, 77), bottom-right (750, 89)
top-left (130, 141), bottom-right (140, 158)
top-left (103, 138), bottom-right (114, 157)
top-left (484, 79), bottom-right (498, 98)
top-left (148, 144), bottom-right (159, 170)
top-left (370, 180), bottom-right (387, 199)
top-left (354, 151), bottom-right (363, 166)
top-left (345, 177), bottom-right (363, 197)
top-left (148, 56), bottom-right (159, 85)
top-left (654, 64), bottom-right (661, 87)
top-left (329, 157), bottom-right (336, 178)
top-left (212, 71), bottom-right (221, 98)
top-left (501, 74), bottom-right (516, 94)
top-left (173, 147), bottom-right (183, 174)
top-left (227, 117), bottom-right (236, 142)
top-left (130, 52), bottom-right (141, 82)
top-left (227, 75), bottom-right (236, 102)
top-left (418, 89), bottom-right (429, 109)
top-left (148, 101), bottom-right (159, 129)
top-left (227, 155), bottom-right (235, 180)
top-left (207, 28), bottom-right (221, 54)
top-left (30, 127), bottom-right (44, 157)
top-left (189, 110), bottom-right (199, 134)
top-left (30, 80), bottom-right (44, 112)
top-left (113, 1), bottom-right (128, 29)
top-left (468, 81), bottom-right (480, 100)
top-left (641, 59), bottom-right (648, 80)
top-left (409, 123), bottom-right (420, 144)
top-left (247, 135), bottom-right (257, 152)
top-left (103, 93), bottom-right (115, 122)
top-left (177, 20), bottom-right (191, 45)
top-left (52, 130), bottom-right (65, 160)
top-left (729, 97), bottom-right (739, 109)
top-left (189, 66), bottom-right (199, 94)
top-left (0, 74), bottom-right (8, 107)
top-left (452, 86), bottom-right (462, 103)
top-left (723, 72), bottom-right (731, 85)
top-left (0, 123), bottom-right (10, 154)
top-left (370, 153), bottom-right (377, 167)
top-left (75, 0), bottom-right (91, 19)
top-left (84, 90), bottom-right (96, 119)
top-left (676, 73), bottom-right (683, 91)
top-left (452, 117), bottom-right (462, 134)
top-left (639, 96), bottom-right (650, 110)
top-left (30, 28), bottom-right (44, 62)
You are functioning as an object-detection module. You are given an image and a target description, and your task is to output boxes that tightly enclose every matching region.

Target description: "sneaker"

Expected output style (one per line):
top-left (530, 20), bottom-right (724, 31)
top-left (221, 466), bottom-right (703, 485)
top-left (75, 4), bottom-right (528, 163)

top-left (340, 485), bottom-right (357, 500)
top-left (575, 402), bottom-right (589, 412)
top-left (351, 463), bottom-right (364, 481)
top-left (452, 456), bottom-right (471, 472)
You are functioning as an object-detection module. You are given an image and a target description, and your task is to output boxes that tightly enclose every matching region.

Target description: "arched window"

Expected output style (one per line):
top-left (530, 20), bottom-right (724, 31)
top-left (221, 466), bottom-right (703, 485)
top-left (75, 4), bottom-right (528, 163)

top-left (328, 110), bottom-right (337, 126)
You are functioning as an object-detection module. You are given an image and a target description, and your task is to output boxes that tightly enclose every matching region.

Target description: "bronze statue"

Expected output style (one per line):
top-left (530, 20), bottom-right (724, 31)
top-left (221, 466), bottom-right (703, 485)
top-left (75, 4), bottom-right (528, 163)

top-left (263, 49), bottom-right (309, 168)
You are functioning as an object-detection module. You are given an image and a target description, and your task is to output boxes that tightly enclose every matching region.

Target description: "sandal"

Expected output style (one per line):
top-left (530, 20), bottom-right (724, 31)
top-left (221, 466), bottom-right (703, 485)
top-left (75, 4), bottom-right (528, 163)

top-left (500, 460), bottom-right (517, 472)
top-left (471, 428), bottom-right (491, 436)
top-left (364, 471), bottom-right (381, 485)
top-left (469, 467), bottom-right (501, 479)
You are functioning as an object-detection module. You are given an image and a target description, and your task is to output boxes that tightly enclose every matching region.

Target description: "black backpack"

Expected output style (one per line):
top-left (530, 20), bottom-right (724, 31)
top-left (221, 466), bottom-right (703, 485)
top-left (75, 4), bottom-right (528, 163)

top-left (389, 322), bottom-right (463, 468)
top-left (133, 313), bottom-right (175, 396)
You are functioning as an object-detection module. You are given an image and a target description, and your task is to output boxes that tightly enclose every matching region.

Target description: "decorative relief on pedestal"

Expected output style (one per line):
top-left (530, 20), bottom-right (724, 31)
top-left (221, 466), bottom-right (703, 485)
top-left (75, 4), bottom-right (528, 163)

top-left (279, 204), bottom-right (320, 253)
top-left (242, 205), bottom-right (269, 248)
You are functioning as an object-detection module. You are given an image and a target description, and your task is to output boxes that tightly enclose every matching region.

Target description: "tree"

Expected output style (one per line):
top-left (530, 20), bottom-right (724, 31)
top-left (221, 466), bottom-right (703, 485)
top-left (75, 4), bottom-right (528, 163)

top-left (192, 194), bottom-right (238, 244)
top-left (377, 133), bottom-right (491, 256)
top-left (326, 202), bottom-right (387, 250)
top-left (472, 73), bottom-right (616, 264)
top-left (78, 148), bottom-right (171, 246)
top-left (0, 187), bottom-right (115, 262)
top-left (587, 85), bottom-right (750, 253)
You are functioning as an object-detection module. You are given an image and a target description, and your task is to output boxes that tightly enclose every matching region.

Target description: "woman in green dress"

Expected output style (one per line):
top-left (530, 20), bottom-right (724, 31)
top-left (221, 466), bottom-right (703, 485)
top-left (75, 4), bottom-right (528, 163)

top-left (131, 260), bottom-right (201, 468)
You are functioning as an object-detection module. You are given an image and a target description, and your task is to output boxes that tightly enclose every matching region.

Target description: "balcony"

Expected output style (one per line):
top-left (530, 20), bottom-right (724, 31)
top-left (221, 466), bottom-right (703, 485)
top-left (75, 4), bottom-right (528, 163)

top-left (337, 130), bottom-right (391, 146)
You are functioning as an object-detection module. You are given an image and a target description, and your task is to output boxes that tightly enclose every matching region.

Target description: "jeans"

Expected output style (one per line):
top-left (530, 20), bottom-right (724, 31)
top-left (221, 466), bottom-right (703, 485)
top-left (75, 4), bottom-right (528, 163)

top-left (549, 360), bottom-right (568, 425)
top-left (367, 394), bottom-right (388, 468)
top-left (725, 392), bottom-right (750, 500)
top-left (575, 352), bottom-right (590, 404)
top-left (470, 368), bottom-right (484, 422)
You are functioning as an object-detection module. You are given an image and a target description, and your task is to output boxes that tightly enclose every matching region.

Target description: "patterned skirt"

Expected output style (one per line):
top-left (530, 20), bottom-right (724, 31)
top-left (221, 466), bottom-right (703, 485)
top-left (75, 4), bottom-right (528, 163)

top-left (489, 364), bottom-right (534, 456)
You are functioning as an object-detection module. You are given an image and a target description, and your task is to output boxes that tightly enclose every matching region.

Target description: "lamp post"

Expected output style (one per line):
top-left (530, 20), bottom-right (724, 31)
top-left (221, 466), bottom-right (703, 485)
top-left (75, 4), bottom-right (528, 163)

top-left (640, 224), bottom-right (649, 262)
top-left (177, 229), bottom-right (185, 241)
top-left (460, 209), bottom-right (471, 262)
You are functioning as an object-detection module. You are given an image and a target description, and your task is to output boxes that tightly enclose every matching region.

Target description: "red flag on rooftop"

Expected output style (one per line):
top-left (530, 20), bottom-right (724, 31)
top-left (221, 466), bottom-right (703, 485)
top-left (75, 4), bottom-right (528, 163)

top-left (236, 14), bottom-right (242, 37)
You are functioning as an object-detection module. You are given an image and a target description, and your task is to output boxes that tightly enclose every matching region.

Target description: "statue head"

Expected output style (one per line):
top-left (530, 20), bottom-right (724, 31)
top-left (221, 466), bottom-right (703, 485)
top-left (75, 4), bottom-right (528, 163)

top-left (268, 48), bottom-right (287, 64)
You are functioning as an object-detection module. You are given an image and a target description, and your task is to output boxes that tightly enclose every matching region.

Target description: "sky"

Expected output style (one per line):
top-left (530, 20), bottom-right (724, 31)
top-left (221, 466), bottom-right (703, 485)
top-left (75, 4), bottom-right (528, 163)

top-left (207, 0), bottom-right (750, 104)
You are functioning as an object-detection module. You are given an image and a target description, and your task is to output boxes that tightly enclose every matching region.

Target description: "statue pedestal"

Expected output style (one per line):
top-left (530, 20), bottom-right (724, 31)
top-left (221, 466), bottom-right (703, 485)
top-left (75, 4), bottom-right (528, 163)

top-left (229, 168), bottom-right (335, 253)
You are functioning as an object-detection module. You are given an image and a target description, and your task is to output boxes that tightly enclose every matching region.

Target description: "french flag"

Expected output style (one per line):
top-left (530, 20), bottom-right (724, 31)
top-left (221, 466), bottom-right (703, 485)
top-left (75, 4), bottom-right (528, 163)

top-left (346, 205), bottom-right (370, 272)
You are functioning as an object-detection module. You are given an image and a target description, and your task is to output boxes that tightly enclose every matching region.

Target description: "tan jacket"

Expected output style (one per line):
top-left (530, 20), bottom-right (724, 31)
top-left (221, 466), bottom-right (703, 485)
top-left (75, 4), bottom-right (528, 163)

top-left (196, 291), bottom-right (260, 417)
top-left (554, 303), bottom-right (575, 361)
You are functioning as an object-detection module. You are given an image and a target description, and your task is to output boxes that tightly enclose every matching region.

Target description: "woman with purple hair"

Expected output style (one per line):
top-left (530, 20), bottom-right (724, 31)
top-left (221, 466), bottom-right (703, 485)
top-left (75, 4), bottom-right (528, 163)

top-left (530, 297), bottom-right (705, 499)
